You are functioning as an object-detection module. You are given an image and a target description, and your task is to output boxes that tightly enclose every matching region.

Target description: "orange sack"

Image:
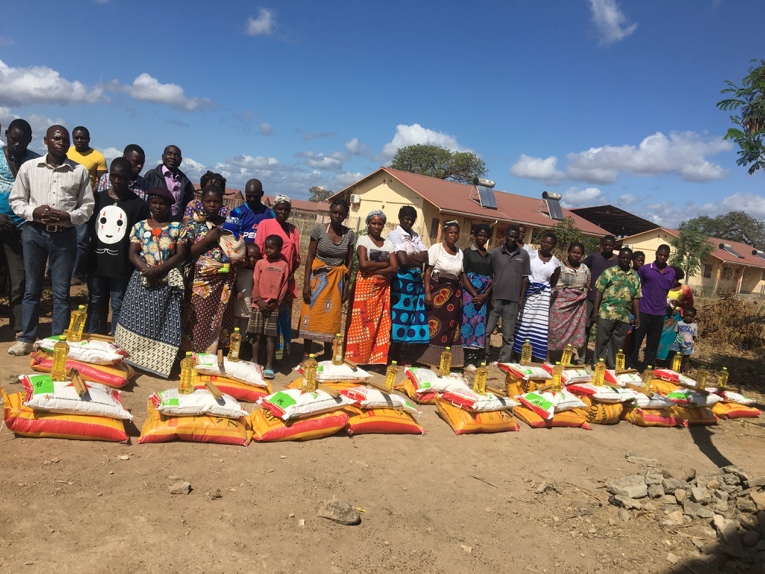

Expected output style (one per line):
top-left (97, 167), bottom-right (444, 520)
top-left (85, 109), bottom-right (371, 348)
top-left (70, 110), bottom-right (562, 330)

top-left (2, 389), bottom-right (128, 442)
top-left (436, 398), bottom-right (520, 434)
top-left (250, 408), bottom-right (348, 442)
top-left (514, 406), bottom-right (591, 429)
top-left (195, 375), bottom-right (271, 403)
top-left (621, 407), bottom-right (685, 427)
top-left (712, 402), bottom-right (761, 419)
top-left (395, 378), bottom-right (437, 405)
top-left (30, 351), bottom-right (133, 389)
top-left (138, 401), bottom-right (252, 446)
top-left (669, 405), bottom-right (718, 426)
top-left (577, 395), bottom-right (623, 425)
top-left (345, 406), bottom-right (425, 436)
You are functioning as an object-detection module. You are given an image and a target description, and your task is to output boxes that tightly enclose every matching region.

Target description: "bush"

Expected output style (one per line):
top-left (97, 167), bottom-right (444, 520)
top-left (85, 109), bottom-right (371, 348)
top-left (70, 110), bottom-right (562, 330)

top-left (699, 293), bottom-right (765, 351)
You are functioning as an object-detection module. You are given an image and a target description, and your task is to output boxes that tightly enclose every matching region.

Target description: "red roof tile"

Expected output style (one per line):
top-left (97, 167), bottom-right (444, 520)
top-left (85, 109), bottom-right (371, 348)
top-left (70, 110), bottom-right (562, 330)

top-left (337, 167), bottom-right (608, 236)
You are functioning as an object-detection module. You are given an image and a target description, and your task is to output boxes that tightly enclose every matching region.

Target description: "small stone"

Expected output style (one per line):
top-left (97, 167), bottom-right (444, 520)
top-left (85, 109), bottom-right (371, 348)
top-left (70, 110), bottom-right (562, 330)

top-left (686, 524), bottom-right (717, 539)
top-left (611, 495), bottom-right (642, 510)
top-left (714, 490), bottom-right (730, 502)
top-left (207, 489), bottom-right (222, 500)
top-left (317, 500), bottom-right (361, 526)
top-left (663, 478), bottom-right (687, 492)
top-left (288, 513), bottom-right (295, 518)
top-left (535, 481), bottom-right (551, 494)
top-left (743, 530), bottom-right (760, 547)
top-left (692, 487), bottom-right (711, 505)
top-left (723, 465), bottom-right (750, 483)
top-left (167, 474), bottom-right (183, 481)
top-left (118, 455), bottom-right (130, 461)
top-left (738, 497), bottom-right (758, 514)
top-left (667, 467), bottom-right (696, 482)
top-left (460, 544), bottom-right (473, 554)
top-left (706, 479), bottom-right (721, 490)
top-left (721, 484), bottom-right (740, 494)
top-left (683, 500), bottom-right (702, 516)
top-left (662, 510), bottom-right (685, 527)
top-left (747, 476), bottom-right (765, 488)
top-left (659, 495), bottom-right (677, 505)
top-left (675, 489), bottom-right (687, 503)
top-left (642, 501), bottom-right (658, 512)
top-left (738, 514), bottom-right (759, 531)
top-left (713, 500), bottom-right (729, 513)
top-left (608, 518), bottom-right (617, 526)
top-left (722, 474), bottom-right (741, 486)
top-left (751, 491), bottom-right (765, 511)
top-left (298, 519), bottom-right (305, 527)
top-left (552, 516), bottom-right (560, 523)
top-left (714, 515), bottom-right (744, 558)
top-left (607, 475), bottom-right (648, 499)
top-left (697, 507), bottom-right (715, 519)
top-left (626, 455), bottom-right (659, 467)
top-left (648, 485), bottom-right (665, 499)
top-left (618, 509), bottom-right (632, 522)
top-left (280, 455), bottom-right (287, 459)
top-left (170, 481), bottom-right (191, 495)
top-left (666, 552), bottom-right (680, 565)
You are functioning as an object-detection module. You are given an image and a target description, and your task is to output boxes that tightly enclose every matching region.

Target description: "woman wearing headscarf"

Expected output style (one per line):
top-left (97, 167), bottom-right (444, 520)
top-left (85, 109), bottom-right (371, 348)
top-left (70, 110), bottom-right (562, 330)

top-left (344, 210), bottom-right (398, 364)
top-left (182, 171), bottom-right (229, 223)
top-left (416, 220), bottom-right (465, 368)
top-left (548, 241), bottom-right (591, 362)
top-left (115, 187), bottom-right (188, 378)
top-left (185, 186), bottom-right (236, 353)
top-left (387, 205), bottom-right (429, 363)
top-left (300, 198), bottom-right (355, 356)
top-left (460, 223), bottom-right (493, 370)
top-left (254, 194), bottom-right (301, 358)
top-left (512, 231), bottom-right (561, 361)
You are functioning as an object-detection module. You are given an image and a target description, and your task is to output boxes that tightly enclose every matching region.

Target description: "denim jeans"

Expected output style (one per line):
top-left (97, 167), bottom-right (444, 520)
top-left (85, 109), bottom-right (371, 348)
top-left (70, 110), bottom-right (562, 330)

top-left (87, 274), bottom-right (131, 336)
top-left (72, 223), bottom-right (89, 281)
top-left (485, 298), bottom-right (519, 363)
top-left (1, 228), bottom-right (25, 331)
top-left (19, 224), bottom-right (76, 343)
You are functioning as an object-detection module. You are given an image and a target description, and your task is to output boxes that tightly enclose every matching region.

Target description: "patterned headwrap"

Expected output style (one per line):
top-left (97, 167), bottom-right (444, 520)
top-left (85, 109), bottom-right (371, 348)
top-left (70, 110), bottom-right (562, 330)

top-left (443, 219), bottom-right (460, 230)
top-left (273, 194), bottom-right (291, 206)
top-left (365, 210), bottom-right (387, 224)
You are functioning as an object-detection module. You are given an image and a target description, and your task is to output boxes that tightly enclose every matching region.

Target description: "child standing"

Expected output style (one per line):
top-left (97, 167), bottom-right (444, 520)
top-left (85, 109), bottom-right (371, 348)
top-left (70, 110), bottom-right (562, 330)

top-left (234, 244), bottom-right (258, 344)
top-left (669, 306), bottom-right (698, 373)
top-left (248, 235), bottom-right (290, 378)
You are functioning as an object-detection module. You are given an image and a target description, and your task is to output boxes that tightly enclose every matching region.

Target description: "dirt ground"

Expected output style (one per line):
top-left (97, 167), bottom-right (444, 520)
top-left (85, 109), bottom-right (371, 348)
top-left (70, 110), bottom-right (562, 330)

top-left (2, 292), bottom-right (765, 574)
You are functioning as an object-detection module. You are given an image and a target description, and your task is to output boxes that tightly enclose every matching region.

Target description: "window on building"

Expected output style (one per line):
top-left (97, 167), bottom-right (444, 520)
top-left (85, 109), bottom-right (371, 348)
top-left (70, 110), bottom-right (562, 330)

top-left (429, 218), bottom-right (439, 239)
top-left (702, 264), bottom-right (712, 279)
top-left (721, 266), bottom-right (734, 280)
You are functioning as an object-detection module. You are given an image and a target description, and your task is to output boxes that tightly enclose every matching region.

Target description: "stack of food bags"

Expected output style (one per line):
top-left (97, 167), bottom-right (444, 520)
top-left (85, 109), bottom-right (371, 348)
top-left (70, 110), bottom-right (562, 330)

top-left (339, 385), bottom-right (425, 435)
top-left (194, 353), bottom-right (271, 402)
top-left (3, 373), bottom-right (131, 442)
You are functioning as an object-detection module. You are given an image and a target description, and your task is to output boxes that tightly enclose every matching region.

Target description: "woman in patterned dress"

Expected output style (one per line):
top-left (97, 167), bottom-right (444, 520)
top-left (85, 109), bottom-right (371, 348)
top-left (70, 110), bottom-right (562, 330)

top-left (460, 224), bottom-right (493, 371)
top-left (115, 187), bottom-right (188, 378)
top-left (185, 186), bottom-right (236, 353)
top-left (548, 241), bottom-right (591, 363)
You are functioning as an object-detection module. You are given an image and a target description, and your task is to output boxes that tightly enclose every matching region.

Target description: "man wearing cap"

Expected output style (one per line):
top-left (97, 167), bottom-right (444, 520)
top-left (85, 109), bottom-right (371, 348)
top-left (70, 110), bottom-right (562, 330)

top-left (143, 145), bottom-right (195, 221)
top-left (8, 125), bottom-right (94, 355)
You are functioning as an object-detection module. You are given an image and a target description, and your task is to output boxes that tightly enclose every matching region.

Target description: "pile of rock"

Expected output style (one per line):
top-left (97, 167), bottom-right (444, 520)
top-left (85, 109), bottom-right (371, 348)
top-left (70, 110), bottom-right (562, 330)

top-left (607, 460), bottom-right (765, 570)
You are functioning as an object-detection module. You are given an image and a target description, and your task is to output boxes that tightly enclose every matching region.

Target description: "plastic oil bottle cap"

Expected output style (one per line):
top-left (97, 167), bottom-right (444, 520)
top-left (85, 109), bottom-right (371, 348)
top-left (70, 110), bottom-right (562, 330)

top-left (234, 327), bottom-right (240, 332)
top-left (78, 305), bottom-right (85, 310)
top-left (391, 360), bottom-right (397, 365)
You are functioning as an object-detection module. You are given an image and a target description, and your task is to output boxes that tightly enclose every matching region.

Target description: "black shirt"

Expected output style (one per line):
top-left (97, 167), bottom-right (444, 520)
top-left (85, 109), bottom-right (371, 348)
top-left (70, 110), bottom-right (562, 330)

top-left (463, 244), bottom-right (493, 277)
top-left (88, 190), bottom-right (150, 278)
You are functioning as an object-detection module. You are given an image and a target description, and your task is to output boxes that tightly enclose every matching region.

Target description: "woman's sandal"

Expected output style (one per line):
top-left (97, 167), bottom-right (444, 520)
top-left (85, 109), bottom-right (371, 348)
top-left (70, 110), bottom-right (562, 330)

top-left (264, 369), bottom-right (275, 380)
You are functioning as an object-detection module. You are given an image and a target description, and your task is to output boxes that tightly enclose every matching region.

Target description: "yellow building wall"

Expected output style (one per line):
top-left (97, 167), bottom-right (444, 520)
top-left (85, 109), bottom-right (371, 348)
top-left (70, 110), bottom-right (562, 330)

top-left (624, 229), bottom-right (765, 294)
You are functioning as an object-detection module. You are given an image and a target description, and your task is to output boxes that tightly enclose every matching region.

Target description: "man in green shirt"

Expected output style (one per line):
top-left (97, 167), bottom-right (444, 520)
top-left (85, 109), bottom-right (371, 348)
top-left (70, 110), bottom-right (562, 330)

top-left (592, 247), bottom-right (642, 368)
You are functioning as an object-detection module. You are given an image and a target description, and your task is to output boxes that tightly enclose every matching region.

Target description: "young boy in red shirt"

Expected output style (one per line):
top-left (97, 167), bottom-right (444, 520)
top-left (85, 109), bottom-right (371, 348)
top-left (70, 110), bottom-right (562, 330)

top-left (248, 235), bottom-right (289, 378)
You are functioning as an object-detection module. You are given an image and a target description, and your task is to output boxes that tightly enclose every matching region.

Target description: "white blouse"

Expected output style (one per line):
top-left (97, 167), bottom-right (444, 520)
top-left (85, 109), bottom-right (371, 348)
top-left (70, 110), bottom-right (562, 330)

top-left (428, 243), bottom-right (463, 277)
top-left (529, 249), bottom-right (561, 284)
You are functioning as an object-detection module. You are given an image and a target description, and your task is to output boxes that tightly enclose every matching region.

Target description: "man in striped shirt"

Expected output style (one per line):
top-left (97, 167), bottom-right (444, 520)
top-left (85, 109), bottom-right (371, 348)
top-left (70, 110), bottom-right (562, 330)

top-left (8, 125), bottom-right (94, 355)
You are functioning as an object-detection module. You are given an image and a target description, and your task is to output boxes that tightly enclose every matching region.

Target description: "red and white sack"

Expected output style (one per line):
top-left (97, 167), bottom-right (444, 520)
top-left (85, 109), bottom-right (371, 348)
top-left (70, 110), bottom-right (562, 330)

top-left (604, 370), bottom-right (644, 386)
top-left (149, 389), bottom-right (248, 419)
top-left (259, 389), bottom-right (351, 421)
top-left (404, 366), bottom-right (470, 395)
top-left (195, 353), bottom-right (267, 387)
top-left (653, 369), bottom-right (699, 387)
top-left (339, 386), bottom-right (420, 418)
top-left (439, 386), bottom-right (518, 413)
top-left (34, 337), bottom-right (128, 365)
top-left (713, 389), bottom-right (756, 406)
top-left (565, 383), bottom-right (637, 404)
top-left (629, 392), bottom-right (674, 409)
top-left (541, 363), bottom-right (592, 385)
top-left (497, 363), bottom-right (551, 381)
top-left (295, 361), bottom-right (372, 383)
top-left (20, 374), bottom-right (132, 420)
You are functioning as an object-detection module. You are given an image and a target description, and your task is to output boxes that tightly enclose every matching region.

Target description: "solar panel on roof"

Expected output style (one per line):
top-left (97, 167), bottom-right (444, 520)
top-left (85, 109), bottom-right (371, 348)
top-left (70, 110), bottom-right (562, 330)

top-left (477, 186), bottom-right (497, 209)
top-left (753, 250), bottom-right (765, 261)
top-left (542, 191), bottom-right (564, 220)
top-left (720, 243), bottom-right (744, 258)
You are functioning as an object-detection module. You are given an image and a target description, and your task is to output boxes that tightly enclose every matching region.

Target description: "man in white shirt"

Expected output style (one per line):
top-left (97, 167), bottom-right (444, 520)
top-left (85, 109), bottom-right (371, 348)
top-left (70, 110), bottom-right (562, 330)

top-left (8, 125), bottom-right (94, 355)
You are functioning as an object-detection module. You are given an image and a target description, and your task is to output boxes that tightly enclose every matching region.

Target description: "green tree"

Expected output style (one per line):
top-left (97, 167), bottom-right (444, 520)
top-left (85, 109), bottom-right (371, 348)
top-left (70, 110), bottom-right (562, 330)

top-left (716, 59), bottom-right (765, 174)
top-left (389, 144), bottom-right (487, 183)
top-left (308, 185), bottom-right (331, 203)
top-left (680, 211), bottom-right (765, 246)
top-left (534, 216), bottom-right (600, 260)
top-left (669, 223), bottom-right (715, 279)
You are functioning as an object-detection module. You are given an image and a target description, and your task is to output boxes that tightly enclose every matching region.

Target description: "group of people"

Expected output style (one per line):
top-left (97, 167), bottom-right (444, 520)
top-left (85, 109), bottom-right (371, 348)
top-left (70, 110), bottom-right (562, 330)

top-left (0, 120), bottom-right (699, 379)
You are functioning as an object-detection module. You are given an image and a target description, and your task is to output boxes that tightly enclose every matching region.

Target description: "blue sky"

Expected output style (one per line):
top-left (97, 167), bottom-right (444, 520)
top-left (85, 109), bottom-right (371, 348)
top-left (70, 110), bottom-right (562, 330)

top-left (1, 0), bottom-right (763, 227)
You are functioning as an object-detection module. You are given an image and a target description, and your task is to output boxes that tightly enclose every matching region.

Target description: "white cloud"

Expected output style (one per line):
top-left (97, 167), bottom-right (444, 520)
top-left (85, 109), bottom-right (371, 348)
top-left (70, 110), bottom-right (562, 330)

top-left (509, 154), bottom-right (565, 185)
top-left (0, 106), bottom-right (65, 145)
top-left (102, 147), bottom-right (122, 161)
top-left (637, 192), bottom-right (765, 229)
top-left (589, 0), bottom-right (638, 44)
top-left (560, 186), bottom-right (607, 208)
top-left (260, 122), bottom-right (273, 136)
top-left (298, 151), bottom-right (344, 171)
top-left (618, 193), bottom-right (638, 206)
top-left (332, 171), bottom-right (364, 188)
top-left (108, 73), bottom-right (212, 111)
top-left (345, 137), bottom-right (368, 156)
top-left (0, 60), bottom-right (107, 107)
top-left (246, 8), bottom-right (276, 36)
top-left (381, 123), bottom-right (466, 159)
top-left (566, 131), bottom-right (731, 184)
top-left (717, 193), bottom-right (765, 220)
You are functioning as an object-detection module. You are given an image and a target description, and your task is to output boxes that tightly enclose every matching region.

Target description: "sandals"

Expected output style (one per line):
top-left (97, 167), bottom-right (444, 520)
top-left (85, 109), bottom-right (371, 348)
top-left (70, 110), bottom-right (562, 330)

top-left (264, 369), bottom-right (275, 380)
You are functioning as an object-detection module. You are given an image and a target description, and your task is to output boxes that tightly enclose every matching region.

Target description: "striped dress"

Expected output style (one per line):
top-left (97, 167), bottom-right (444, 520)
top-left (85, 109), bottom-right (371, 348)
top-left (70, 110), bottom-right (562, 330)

top-left (512, 250), bottom-right (561, 360)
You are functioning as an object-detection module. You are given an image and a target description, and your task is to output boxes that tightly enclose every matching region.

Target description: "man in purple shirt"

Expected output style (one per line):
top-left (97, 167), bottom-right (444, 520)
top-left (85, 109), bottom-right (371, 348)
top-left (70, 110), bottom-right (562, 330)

top-left (628, 244), bottom-right (676, 370)
top-left (581, 235), bottom-right (618, 365)
top-left (142, 145), bottom-right (194, 221)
